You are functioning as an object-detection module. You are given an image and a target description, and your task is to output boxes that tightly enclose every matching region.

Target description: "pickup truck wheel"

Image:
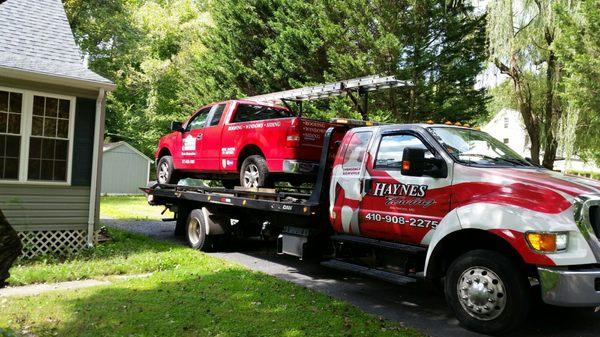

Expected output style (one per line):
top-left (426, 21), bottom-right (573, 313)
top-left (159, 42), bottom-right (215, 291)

top-left (186, 209), bottom-right (217, 251)
top-left (240, 155), bottom-right (271, 188)
top-left (444, 249), bottom-right (530, 335)
top-left (157, 156), bottom-right (179, 185)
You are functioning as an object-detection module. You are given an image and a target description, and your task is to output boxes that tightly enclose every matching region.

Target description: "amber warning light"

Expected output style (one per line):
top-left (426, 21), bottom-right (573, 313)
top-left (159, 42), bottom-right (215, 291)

top-left (402, 160), bottom-right (411, 171)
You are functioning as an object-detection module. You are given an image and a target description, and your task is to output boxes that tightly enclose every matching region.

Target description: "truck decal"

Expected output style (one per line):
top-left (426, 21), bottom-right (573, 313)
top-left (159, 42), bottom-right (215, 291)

top-left (182, 134), bottom-right (196, 152)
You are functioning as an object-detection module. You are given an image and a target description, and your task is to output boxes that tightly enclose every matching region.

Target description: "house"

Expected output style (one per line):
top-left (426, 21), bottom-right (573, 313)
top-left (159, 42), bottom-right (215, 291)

top-left (483, 108), bottom-right (600, 174)
top-left (482, 108), bottom-right (531, 158)
top-left (102, 142), bottom-right (152, 195)
top-left (0, 0), bottom-right (115, 257)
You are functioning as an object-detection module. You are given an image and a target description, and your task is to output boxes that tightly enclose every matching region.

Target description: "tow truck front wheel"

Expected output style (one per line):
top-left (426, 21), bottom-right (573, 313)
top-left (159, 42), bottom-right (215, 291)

top-left (445, 249), bottom-right (531, 335)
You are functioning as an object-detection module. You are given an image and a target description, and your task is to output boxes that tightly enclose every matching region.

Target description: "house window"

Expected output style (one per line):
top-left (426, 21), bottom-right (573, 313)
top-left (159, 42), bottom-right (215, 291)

top-left (0, 87), bottom-right (74, 184)
top-left (503, 117), bottom-right (509, 128)
top-left (503, 138), bottom-right (509, 144)
top-left (0, 90), bottom-right (22, 180)
top-left (28, 96), bottom-right (71, 181)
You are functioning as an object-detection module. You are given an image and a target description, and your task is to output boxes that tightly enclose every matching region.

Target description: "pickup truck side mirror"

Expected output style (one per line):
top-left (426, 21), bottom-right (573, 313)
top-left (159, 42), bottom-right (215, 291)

top-left (171, 121), bottom-right (184, 132)
top-left (401, 147), bottom-right (447, 178)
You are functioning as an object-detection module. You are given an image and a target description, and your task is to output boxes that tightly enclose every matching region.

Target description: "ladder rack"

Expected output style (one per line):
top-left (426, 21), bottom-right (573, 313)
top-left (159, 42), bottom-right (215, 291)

top-left (245, 75), bottom-right (410, 105)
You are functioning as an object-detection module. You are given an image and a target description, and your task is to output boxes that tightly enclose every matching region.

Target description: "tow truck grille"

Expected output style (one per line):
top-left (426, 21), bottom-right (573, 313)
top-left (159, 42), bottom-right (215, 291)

top-left (590, 205), bottom-right (600, 238)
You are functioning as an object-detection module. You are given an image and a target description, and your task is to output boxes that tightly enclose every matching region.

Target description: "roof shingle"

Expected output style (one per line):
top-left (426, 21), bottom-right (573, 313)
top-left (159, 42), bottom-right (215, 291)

top-left (0, 0), bottom-right (113, 86)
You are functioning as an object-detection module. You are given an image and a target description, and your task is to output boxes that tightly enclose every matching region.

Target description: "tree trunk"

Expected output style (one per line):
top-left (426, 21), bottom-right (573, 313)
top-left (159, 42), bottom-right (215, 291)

top-left (542, 45), bottom-right (559, 170)
top-left (0, 209), bottom-right (22, 288)
top-left (495, 58), bottom-right (542, 165)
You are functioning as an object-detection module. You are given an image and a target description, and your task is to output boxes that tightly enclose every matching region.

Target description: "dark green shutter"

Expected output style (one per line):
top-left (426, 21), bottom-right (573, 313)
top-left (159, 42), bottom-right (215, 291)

top-left (71, 97), bottom-right (96, 186)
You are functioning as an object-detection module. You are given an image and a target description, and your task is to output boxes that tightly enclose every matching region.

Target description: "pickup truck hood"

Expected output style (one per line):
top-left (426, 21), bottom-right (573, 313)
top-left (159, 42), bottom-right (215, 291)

top-left (452, 166), bottom-right (600, 214)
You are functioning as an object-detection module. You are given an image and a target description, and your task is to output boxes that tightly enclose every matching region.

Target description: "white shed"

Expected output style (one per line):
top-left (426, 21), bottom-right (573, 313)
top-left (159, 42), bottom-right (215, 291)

top-left (101, 142), bottom-right (152, 195)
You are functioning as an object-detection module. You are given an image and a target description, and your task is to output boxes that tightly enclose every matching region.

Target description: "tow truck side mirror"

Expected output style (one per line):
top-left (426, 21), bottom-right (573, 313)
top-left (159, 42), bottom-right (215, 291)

top-left (401, 147), bottom-right (447, 178)
top-left (171, 121), bottom-right (184, 132)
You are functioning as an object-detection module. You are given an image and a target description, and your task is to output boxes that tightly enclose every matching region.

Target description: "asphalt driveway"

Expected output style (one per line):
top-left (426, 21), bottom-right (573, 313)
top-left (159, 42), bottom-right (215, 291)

top-left (104, 219), bottom-right (600, 337)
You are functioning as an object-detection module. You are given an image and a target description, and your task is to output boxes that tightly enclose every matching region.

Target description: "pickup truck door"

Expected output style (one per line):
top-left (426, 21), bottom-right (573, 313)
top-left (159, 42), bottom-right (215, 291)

top-left (197, 103), bottom-right (227, 171)
top-left (358, 131), bottom-right (452, 245)
top-left (178, 106), bottom-right (211, 171)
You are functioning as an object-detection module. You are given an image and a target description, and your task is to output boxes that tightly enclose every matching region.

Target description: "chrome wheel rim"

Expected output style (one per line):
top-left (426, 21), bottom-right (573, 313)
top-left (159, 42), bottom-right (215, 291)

top-left (243, 164), bottom-right (260, 188)
top-left (457, 266), bottom-right (506, 321)
top-left (158, 161), bottom-right (169, 184)
top-left (187, 217), bottom-right (202, 246)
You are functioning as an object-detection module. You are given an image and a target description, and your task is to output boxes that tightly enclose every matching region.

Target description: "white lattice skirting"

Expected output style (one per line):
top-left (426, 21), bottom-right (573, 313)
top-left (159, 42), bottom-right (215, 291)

top-left (18, 229), bottom-right (95, 259)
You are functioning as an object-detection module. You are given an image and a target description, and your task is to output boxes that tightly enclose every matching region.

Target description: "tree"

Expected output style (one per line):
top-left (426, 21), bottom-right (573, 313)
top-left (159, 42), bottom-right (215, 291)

top-left (66, 0), bottom-right (488, 155)
top-left (65, 0), bottom-right (211, 155)
top-left (487, 0), bottom-right (568, 169)
top-left (554, 0), bottom-right (600, 166)
top-left (187, 0), bottom-right (487, 124)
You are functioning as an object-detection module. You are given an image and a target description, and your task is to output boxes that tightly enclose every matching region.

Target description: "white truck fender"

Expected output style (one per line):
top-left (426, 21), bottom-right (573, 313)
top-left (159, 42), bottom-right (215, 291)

top-left (423, 209), bottom-right (462, 277)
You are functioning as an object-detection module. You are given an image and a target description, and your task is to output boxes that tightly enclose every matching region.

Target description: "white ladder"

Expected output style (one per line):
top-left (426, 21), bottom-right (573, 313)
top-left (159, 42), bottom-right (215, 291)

top-left (245, 74), bottom-right (410, 104)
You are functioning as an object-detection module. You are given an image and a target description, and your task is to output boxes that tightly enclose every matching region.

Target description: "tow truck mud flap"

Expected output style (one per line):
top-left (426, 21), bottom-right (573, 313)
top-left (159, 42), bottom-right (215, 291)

top-left (277, 226), bottom-right (311, 258)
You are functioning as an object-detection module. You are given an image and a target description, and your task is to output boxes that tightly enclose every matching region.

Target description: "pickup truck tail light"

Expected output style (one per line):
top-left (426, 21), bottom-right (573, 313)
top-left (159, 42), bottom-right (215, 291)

top-left (286, 119), bottom-right (301, 147)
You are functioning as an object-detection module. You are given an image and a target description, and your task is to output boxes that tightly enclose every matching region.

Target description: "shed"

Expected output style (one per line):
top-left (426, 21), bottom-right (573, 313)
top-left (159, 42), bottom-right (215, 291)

top-left (101, 142), bottom-right (152, 195)
top-left (0, 0), bottom-right (115, 257)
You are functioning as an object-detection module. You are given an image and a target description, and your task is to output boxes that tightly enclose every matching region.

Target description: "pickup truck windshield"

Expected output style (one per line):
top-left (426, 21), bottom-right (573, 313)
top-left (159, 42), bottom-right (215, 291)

top-left (427, 127), bottom-right (532, 167)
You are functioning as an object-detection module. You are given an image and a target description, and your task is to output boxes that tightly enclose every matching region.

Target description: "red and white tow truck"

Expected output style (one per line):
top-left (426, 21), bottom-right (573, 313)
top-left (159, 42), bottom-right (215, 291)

top-left (144, 76), bottom-right (600, 334)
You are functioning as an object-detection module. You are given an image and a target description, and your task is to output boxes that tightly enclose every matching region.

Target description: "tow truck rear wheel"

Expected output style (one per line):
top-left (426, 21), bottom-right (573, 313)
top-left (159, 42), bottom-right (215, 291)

top-left (444, 249), bottom-right (530, 335)
top-left (186, 209), bottom-right (217, 251)
top-left (157, 156), bottom-right (180, 185)
top-left (240, 155), bottom-right (271, 188)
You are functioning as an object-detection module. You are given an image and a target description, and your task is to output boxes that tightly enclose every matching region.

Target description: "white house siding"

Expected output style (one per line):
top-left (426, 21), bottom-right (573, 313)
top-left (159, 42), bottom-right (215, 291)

top-left (482, 108), bottom-right (530, 158)
top-left (101, 144), bottom-right (150, 195)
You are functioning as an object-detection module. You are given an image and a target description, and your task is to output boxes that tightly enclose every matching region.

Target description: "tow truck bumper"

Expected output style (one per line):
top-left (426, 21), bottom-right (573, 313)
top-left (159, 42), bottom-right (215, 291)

top-left (538, 266), bottom-right (600, 306)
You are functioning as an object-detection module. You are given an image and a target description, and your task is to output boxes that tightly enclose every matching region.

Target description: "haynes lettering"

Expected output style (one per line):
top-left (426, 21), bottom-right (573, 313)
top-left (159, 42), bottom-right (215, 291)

top-left (371, 182), bottom-right (428, 198)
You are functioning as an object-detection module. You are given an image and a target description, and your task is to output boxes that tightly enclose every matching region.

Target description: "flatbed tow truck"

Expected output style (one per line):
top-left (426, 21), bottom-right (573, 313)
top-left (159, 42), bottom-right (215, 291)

top-left (143, 76), bottom-right (600, 335)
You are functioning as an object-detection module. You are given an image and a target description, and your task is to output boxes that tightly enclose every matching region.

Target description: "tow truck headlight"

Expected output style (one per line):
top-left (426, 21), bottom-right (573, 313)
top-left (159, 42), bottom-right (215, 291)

top-left (525, 232), bottom-right (568, 253)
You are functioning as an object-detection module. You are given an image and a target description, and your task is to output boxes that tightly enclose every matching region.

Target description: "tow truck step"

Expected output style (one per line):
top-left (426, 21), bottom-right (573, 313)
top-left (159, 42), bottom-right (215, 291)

top-left (331, 234), bottom-right (426, 254)
top-left (320, 259), bottom-right (416, 285)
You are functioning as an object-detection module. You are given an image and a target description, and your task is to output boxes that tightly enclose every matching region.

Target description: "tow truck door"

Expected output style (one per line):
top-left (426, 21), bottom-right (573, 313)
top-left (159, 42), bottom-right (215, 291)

top-left (358, 130), bottom-right (452, 245)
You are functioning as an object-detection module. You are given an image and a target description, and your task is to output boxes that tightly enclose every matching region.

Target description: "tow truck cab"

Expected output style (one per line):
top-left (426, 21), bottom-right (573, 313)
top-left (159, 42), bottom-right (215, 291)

top-left (327, 123), bottom-right (600, 332)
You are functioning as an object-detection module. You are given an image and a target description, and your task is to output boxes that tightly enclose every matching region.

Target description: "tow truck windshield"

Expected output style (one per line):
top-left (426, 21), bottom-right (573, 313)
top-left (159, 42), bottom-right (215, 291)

top-left (427, 127), bottom-right (532, 167)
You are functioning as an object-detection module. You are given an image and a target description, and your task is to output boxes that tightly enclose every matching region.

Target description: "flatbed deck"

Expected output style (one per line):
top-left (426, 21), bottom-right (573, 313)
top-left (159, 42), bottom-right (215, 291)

top-left (144, 183), bottom-right (320, 216)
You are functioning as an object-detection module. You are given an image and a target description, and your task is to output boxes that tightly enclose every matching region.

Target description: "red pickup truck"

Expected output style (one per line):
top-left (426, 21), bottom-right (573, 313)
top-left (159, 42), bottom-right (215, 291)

top-left (155, 100), bottom-right (338, 188)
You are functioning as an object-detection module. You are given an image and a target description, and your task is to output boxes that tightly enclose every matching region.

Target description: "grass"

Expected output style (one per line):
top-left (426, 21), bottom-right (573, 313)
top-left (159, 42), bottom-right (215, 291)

top-left (100, 195), bottom-right (172, 220)
top-left (1, 228), bottom-right (422, 337)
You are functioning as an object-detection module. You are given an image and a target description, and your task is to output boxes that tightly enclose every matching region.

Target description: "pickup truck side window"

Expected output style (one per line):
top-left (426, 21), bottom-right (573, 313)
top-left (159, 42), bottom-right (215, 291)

top-left (375, 134), bottom-right (432, 169)
top-left (342, 132), bottom-right (372, 168)
top-left (207, 104), bottom-right (226, 127)
top-left (186, 107), bottom-right (211, 131)
top-left (232, 103), bottom-right (293, 123)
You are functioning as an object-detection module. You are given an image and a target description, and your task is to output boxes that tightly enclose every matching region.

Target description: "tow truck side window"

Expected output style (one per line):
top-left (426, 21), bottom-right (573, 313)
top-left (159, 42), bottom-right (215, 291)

top-left (232, 104), bottom-right (293, 123)
top-left (375, 134), bottom-right (432, 170)
top-left (186, 107), bottom-right (211, 131)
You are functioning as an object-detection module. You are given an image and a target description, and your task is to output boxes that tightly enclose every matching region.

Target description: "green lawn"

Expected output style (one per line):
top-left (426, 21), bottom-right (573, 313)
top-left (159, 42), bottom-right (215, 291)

top-left (2, 228), bottom-right (421, 337)
top-left (100, 195), bottom-right (172, 220)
